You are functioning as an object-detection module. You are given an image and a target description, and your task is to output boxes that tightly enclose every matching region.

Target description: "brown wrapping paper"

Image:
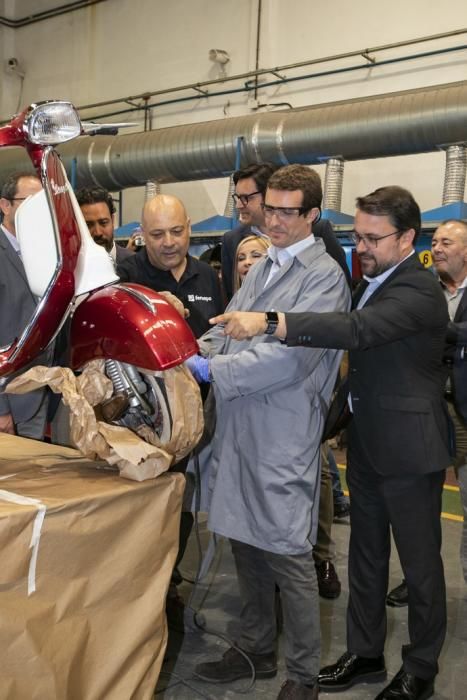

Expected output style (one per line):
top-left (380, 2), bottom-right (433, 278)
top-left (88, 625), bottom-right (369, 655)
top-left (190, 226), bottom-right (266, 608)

top-left (6, 361), bottom-right (204, 481)
top-left (0, 434), bottom-right (185, 700)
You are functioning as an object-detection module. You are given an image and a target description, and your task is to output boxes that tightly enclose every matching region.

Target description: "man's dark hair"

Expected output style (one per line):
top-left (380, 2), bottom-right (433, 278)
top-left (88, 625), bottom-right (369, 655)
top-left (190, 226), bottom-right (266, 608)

top-left (1, 171), bottom-right (40, 200)
top-left (233, 163), bottom-right (279, 195)
top-left (356, 186), bottom-right (421, 244)
top-left (267, 164), bottom-right (323, 211)
top-left (75, 187), bottom-right (116, 216)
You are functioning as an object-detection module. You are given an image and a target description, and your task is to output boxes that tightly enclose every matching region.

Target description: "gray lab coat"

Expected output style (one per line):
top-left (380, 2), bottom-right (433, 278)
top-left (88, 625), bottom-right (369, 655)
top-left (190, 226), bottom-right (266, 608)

top-left (199, 239), bottom-right (351, 555)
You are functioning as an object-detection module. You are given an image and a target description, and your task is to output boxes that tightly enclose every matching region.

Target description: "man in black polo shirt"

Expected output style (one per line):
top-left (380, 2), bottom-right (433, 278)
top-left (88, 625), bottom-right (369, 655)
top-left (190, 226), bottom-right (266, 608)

top-left (117, 193), bottom-right (223, 338)
top-left (117, 193), bottom-right (223, 631)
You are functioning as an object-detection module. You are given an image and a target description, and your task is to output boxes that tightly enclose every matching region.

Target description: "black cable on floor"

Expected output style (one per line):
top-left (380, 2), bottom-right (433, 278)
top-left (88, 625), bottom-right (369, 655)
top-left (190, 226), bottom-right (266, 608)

top-left (164, 452), bottom-right (259, 696)
top-left (156, 670), bottom-right (216, 699)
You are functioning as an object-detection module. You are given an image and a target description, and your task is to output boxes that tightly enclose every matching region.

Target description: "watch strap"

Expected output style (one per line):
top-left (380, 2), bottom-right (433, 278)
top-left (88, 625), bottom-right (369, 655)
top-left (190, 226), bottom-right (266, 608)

top-left (265, 311), bottom-right (279, 335)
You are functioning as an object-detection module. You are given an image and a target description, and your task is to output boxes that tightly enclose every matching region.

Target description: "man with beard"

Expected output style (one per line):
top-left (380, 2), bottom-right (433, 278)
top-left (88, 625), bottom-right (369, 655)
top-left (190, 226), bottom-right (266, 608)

top-left (212, 186), bottom-right (451, 700)
top-left (76, 187), bottom-right (133, 265)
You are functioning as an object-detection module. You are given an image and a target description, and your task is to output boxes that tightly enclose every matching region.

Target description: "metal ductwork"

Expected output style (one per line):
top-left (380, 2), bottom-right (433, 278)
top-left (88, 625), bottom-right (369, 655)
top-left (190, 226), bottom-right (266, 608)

top-left (442, 144), bottom-right (467, 204)
top-left (323, 158), bottom-right (345, 211)
top-left (1, 81), bottom-right (466, 190)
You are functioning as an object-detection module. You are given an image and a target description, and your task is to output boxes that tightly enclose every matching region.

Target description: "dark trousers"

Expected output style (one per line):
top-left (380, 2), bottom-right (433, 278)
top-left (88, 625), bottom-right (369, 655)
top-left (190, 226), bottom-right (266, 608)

top-left (230, 538), bottom-right (320, 685)
top-left (346, 423), bottom-right (446, 680)
top-left (169, 455), bottom-right (193, 589)
top-left (313, 447), bottom-right (335, 563)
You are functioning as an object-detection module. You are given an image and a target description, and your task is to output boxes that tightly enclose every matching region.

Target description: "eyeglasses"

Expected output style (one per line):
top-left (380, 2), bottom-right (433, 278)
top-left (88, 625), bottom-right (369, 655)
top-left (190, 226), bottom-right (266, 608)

top-left (261, 204), bottom-right (308, 220)
top-left (232, 191), bottom-right (261, 206)
top-left (9, 197), bottom-right (27, 202)
top-left (350, 229), bottom-right (404, 248)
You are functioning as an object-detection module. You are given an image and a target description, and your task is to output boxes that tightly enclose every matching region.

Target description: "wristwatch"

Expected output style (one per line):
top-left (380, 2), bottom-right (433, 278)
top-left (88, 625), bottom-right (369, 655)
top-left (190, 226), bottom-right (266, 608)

top-left (264, 311), bottom-right (279, 335)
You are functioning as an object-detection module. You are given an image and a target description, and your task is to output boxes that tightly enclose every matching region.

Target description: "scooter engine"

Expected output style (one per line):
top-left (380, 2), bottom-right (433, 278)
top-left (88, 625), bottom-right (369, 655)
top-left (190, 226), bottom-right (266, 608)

top-left (101, 359), bottom-right (172, 443)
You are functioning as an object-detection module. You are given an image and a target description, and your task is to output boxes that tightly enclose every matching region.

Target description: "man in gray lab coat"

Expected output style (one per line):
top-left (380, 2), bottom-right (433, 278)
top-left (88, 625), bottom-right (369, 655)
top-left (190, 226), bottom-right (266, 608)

top-left (188, 165), bottom-right (351, 700)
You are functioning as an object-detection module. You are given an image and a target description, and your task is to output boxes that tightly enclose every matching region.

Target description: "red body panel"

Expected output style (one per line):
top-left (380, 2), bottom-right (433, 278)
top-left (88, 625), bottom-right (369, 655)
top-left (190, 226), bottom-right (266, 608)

top-left (70, 284), bottom-right (198, 371)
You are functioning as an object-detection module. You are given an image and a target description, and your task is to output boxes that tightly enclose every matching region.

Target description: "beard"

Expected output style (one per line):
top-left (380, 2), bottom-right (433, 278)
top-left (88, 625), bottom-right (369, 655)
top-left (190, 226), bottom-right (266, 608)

top-left (358, 251), bottom-right (401, 278)
top-left (93, 235), bottom-right (113, 253)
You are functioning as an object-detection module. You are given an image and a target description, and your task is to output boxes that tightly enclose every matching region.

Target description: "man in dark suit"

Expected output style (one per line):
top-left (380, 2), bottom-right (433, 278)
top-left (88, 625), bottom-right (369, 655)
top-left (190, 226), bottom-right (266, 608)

top-left (222, 163), bottom-right (351, 300)
top-left (387, 219), bottom-right (467, 606)
top-left (0, 171), bottom-right (51, 439)
top-left (212, 186), bottom-right (451, 700)
top-left (432, 220), bottom-right (467, 583)
top-left (76, 187), bottom-right (133, 266)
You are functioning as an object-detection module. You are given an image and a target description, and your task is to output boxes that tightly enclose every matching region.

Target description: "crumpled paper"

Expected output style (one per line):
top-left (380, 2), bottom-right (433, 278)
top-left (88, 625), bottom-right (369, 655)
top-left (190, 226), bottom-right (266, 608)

top-left (6, 361), bottom-right (204, 481)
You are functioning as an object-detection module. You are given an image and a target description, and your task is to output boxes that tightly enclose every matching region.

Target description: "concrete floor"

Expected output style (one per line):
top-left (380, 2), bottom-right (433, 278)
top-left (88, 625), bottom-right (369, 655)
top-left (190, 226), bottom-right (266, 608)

top-left (155, 513), bottom-right (467, 699)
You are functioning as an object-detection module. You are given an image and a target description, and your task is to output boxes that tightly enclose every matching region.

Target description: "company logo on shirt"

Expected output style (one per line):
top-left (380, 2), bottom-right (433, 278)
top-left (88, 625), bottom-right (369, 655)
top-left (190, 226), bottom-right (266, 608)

top-left (187, 294), bottom-right (213, 302)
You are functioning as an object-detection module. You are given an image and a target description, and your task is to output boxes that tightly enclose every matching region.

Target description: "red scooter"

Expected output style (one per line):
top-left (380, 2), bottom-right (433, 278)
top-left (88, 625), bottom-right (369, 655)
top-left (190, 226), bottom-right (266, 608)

top-left (0, 100), bottom-right (198, 442)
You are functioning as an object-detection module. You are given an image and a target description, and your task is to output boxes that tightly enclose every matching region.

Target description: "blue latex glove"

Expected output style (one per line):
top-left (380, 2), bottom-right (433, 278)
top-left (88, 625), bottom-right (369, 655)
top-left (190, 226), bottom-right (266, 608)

top-left (185, 354), bottom-right (211, 383)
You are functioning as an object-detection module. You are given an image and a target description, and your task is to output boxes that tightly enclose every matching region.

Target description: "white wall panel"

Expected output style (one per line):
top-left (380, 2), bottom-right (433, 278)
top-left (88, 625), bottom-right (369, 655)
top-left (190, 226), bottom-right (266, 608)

top-left (1, 0), bottom-right (466, 223)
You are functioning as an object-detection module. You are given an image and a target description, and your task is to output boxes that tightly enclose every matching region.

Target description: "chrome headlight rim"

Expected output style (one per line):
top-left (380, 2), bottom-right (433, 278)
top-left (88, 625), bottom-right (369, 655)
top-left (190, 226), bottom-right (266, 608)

top-left (23, 100), bottom-right (82, 146)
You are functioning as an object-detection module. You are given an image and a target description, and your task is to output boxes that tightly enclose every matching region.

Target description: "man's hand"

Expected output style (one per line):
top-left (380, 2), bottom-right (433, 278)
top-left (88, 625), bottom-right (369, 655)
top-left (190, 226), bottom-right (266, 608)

top-left (158, 291), bottom-right (190, 319)
top-left (126, 230), bottom-right (143, 252)
top-left (209, 311), bottom-right (287, 340)
top-left (0, 413), bottom-right (15, 434)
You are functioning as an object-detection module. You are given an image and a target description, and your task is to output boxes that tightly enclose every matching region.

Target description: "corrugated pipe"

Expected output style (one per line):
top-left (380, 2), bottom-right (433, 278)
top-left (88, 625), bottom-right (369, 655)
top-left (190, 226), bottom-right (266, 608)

top-left (442, 145), bottom-right (467, 204)
top-left (223, 176), bottom-right (236, 218)
top-left (323, 158), bottom-right (345, 212)
top-left (1, 81), bottom-right (467, 191)
top-left (144, 180), bottom-right (160, 201)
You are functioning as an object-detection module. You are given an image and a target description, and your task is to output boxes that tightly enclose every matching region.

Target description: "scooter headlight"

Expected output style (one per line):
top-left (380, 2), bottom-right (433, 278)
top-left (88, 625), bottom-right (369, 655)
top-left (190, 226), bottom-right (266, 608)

top-left (24, 101), bottom-right (82, 145)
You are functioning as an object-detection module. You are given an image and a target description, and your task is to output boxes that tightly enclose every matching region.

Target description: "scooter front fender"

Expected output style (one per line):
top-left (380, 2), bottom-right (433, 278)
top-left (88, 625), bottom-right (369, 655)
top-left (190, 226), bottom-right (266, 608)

top-left (70, 283), bottom-right (198, 371)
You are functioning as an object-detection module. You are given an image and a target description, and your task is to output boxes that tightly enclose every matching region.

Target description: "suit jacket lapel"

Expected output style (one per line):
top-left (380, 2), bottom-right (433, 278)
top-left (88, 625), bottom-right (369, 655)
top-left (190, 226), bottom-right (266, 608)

top-left (0, 228), bottom-right (28, 283)
top-left (352, 279), bottom-right (369, 309)
top-left (454, 286), bottom-right (467, 321)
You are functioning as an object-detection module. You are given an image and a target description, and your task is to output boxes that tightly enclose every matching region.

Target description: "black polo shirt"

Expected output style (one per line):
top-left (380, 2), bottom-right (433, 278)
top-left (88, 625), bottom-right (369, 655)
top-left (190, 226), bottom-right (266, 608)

top-left (117, 250), bottom-right (224, 338)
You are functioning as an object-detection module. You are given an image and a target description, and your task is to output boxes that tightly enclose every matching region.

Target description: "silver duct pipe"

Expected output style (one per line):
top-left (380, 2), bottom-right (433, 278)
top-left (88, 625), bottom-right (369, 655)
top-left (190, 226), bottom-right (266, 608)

top-left (0, 81), bottom-right (466, 190)
top-left (223, 175), bottom-right (236, 218)
top-left (442, 145), bottom-right (467, 204)
top-left (144, 180), bottom-right (160, 201)
top-left (323, 158), bottom-right (345, 211)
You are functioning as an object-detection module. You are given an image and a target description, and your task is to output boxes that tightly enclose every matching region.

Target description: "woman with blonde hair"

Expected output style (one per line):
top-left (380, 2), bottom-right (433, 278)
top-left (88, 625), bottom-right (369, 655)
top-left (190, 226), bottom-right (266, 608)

top-left (233, 234), bottom-right (270, 293)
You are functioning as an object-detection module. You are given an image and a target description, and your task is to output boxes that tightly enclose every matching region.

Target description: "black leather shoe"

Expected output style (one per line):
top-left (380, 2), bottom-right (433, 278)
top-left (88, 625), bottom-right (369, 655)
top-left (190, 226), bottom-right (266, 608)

top-left (316, 560), bottom-right (341, 599)
top-left (277, 679), bottom-right (319, 699)
top-left (333, 501), bottom-right (350, 520)
top-left (318, 651), bottom-right (386, 691)
top-left (386, 580), bottom-right (409, 607)
top-left (375, 667), bottom-right (434, 699)
top-left (193, 646), bottom-right (277, 683)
